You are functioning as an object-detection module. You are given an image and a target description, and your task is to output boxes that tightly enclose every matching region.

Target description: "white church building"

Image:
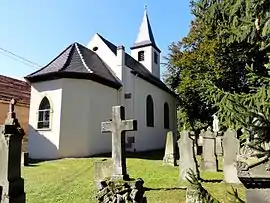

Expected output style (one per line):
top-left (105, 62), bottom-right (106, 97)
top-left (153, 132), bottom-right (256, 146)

top-left (25, 9), bottom-right (177, 159)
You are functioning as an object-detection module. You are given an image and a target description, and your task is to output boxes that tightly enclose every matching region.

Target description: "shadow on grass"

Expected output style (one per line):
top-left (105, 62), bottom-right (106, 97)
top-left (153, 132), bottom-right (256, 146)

top-left (145, 186), bottom-right (187, 191)
top-left (199, 178), bottom-right (223, 183)
top-left (91, 149), bottom-right (165, 160)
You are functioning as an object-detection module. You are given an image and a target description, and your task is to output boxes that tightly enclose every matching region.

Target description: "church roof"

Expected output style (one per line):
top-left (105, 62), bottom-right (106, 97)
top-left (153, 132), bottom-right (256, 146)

top-left (130, 8), bottom-right (160, 53)
top-left (25, 43), bottom-right (122, 89)
top-left (97, 34), bottom-right (175, 96)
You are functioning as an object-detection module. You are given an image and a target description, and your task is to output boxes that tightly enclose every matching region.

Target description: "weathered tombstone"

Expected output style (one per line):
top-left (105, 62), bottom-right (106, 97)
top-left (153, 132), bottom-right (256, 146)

top-left (237, 141), bottom-right (270, 203)
top-left (94, 160), bottom-right (113, 190)
top-left (201, 127), bottom-right (217, 172)
top-left (197, 129), bottom-right (205, 155)
top-left (101, 106), bottom-right (137, 180)
top-left (178, 130), bottom-right (197, 181)
top-left (163, 131), bottom-right (177, 166)
top-left (215, 132), bottom-right (223, 156)
top-left (223, 129), bottom-right (241, 184)
top-left (1, 99), bottom-right (26, 203)
top-left (0, 126), bottom-right (8, 203)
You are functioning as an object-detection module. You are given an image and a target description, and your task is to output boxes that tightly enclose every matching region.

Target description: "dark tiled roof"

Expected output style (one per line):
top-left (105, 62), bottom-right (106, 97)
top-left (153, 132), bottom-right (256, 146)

top-left (25, 43), bottom-right (122, 89)
top-left (0, 75), bottom-right (30, 105)
top-left (97, 34), bottom-right (175, 96)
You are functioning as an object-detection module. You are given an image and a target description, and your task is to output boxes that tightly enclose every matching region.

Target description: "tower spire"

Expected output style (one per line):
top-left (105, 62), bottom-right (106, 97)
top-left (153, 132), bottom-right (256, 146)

top-left (130, 6), bottom-right (160, 52)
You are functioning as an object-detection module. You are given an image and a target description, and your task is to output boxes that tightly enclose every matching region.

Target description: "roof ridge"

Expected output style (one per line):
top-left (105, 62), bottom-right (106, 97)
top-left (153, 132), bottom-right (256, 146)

top-left (26, 43), bottom-right (74, 77)
top-left (74, 43), bottom-right (93, 73)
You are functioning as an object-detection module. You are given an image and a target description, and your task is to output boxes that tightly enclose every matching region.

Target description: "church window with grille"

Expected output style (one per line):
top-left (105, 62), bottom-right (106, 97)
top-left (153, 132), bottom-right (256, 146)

top-left (138, 51), bottom-right (145, 61)
top-left (164, 102), bottom-right (169, 129)
top-left (146, 95), bottom-right (154, 127)
top-left (37, 97), bottom-right (51, 129)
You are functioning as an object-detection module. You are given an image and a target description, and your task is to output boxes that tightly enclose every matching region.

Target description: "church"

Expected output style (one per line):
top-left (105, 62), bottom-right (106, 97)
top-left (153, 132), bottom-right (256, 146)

top-left (25, 8), bottom-right (177, 159)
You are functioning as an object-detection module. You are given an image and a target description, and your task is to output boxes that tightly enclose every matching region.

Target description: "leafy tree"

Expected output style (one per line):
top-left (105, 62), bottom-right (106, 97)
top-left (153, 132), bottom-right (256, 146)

top-left (164, 0), bottom-right (270, 131)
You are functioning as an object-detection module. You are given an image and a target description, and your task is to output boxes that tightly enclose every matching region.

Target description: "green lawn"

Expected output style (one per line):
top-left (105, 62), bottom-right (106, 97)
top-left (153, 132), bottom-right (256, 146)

top-left (22, 151), bottom-right (245, 203)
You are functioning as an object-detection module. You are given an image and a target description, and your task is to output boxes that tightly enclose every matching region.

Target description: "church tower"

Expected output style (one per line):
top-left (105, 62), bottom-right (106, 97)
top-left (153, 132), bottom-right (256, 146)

top-left (131, 6), bottom-right (161, 79)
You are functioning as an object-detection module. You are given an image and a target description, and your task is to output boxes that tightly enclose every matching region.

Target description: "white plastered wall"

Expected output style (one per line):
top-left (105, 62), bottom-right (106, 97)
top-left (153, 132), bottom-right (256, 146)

top-left (59, 78), bottom-right (118, 157)
top-left (133, 76), bottom-right (176, 151)
top-left (28, 79), bottom-right (63, 159)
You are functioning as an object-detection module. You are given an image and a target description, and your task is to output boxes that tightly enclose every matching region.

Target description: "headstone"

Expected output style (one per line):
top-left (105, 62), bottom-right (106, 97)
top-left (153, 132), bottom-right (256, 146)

top-left (1, 99), bottom-right (26, 203)
top-left (178, 130), bottom-right (197, 181)
top-left (223, 129), bottom-right (241, 184)
top-left (94, 160), bottom-right (113, 190)
top-left (237, 141), bottom-right (270, 203)
top-left (163, 131), bottom-right (177, 166)
top-left (0, 127), bottom-right (8, 203)
top-left (201, 127), bottom-right (217, 172)
top-left (215, 132), bottom-right (223, 156)
top-left (101, 106), bottom-right (137, 180)
top-left (197, 129), bottom-right (205, 155)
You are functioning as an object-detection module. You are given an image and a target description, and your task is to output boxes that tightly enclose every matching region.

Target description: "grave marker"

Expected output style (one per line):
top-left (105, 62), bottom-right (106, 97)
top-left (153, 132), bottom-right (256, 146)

top-left (101, 106), bottom-right (137, 180)
top-left (163, 131), bottom-right (177, 166)
top-left (178, 130), bottom-right (197, 181)
top-left (223, 129), bottom-right (241, 184)
top-left (201, 127), bottom-right (217, 172)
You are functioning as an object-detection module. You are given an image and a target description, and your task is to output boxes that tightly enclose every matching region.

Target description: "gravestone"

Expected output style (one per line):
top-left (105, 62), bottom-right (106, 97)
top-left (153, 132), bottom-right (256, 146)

top-left (223, 129), bottom-right (240, 184)
top-left (178, 130), bottom-right (197, 181)
top-left (0, 126), bottom-right (8, 203)
top-left (197, 129), bottom-right (205, 155)
top-left (201, 127), bottom-right (217, 172)
top-left (101, 106), bottom-right (137, 180)
top-left (215, 132), bottom-right (223, 156)
top-left (163, 131), bottom-right (177, 166)
top-left (237, 141), bottom-right (270, 203)
top-left (1, 99), bottom-right (25, 203)
top-left (94, 160), bottom-right (113, 189)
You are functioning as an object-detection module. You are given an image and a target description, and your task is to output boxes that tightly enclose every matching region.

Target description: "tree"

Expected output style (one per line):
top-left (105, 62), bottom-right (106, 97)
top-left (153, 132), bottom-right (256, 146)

top-left (164, 0), bottom-right (270, 131)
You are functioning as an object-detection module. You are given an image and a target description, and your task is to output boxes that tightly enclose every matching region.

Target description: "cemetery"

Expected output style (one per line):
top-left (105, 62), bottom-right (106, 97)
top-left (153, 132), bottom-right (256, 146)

top-left (0, 0), bottom-right (269, 203)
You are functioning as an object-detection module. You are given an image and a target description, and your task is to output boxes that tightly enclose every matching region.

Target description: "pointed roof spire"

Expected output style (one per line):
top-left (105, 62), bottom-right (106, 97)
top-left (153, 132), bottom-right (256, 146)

top-left (131, 6), bottom-right (160, 52)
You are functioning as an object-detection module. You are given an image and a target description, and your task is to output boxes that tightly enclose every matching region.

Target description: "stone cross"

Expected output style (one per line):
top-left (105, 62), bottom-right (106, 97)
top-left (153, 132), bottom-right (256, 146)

top-left (1, 99), bottom-right (25, 203)
top-left (101, 106), bottom-right (137, 180)
top-left (178, 130), bottom-right (197, 181)
top-left (223, 129), bottom-right (241, 184)
top-left (201, 126), bottom-right (217, 172)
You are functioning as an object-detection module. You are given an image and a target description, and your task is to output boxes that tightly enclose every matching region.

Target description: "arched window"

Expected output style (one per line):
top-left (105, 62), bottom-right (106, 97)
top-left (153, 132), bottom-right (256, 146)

top-left (164, 102), bottom-right (169, 129)
top-left (146, 95), bottom-right (154, 127)
top-left (37, 97), bottom-right (51, 129)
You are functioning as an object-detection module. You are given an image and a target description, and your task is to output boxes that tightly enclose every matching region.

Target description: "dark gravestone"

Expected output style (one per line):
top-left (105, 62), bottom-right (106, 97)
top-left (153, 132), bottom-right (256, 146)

top-left (178, 130), bottom-right (197, 181)
top-left (237, 141), bottom-right (270, 203)
top-left (223, 129), bottom-right (240, 184)
top-left (201, 127), bottom-right (217, 172)
top-left (101, 106), bottom-right (137, 180)
top-left (2, 99), bottom-right (26, 203)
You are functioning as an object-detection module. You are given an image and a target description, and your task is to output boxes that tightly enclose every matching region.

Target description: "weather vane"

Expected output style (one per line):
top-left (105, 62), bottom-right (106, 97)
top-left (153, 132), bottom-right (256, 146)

top-left (144, 4), bottom-right (147, 11)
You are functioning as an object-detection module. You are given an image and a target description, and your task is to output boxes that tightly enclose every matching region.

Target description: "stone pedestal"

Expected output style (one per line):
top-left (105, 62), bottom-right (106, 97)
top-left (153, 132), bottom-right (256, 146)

top-left (237, 154), bottom-right (270, 203)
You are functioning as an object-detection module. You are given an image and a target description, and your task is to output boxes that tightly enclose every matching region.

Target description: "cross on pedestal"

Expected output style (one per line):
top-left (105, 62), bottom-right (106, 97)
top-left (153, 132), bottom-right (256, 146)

top-left (101, 106), bottom-right (137, 180)
top-left (9, 99), bottom-right (16, 118)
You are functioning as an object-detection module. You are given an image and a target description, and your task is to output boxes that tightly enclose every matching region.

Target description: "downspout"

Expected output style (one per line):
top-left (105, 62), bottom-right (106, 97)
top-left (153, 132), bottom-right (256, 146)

top-left (133, 71), bottom-right (138, 152)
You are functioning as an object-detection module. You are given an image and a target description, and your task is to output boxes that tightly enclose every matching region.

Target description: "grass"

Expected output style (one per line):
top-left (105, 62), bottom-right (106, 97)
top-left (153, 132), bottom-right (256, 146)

top-left (22, 150), bottom-right (245, 203)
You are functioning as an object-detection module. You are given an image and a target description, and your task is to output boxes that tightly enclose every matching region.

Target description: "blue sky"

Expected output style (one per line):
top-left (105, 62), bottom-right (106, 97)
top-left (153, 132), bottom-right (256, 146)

top-left (0, 0), bottom-right (193, 80)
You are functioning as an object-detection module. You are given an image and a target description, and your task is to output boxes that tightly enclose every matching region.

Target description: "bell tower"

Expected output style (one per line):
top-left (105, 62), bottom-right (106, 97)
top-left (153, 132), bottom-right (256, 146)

top-left (130, 6), bottom-right (161, 79)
